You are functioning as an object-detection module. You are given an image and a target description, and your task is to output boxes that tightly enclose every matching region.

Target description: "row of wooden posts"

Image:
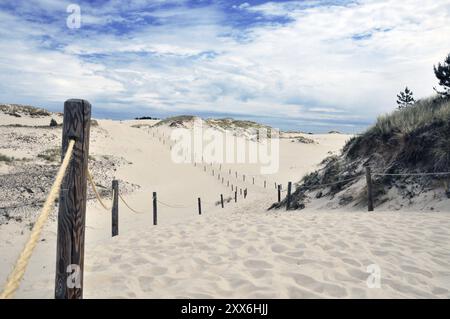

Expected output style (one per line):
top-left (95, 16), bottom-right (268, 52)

top-left (54, 99), bottom-right (374, 299)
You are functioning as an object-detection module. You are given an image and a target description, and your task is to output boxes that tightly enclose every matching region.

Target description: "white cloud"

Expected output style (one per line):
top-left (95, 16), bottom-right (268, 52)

top-left (0, 0), bottom-right (449, 131)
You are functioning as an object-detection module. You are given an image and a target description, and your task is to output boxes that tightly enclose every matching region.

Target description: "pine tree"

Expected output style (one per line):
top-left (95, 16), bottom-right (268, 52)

top-left (396, 87), bottom-right (415, 109)
top-left (434, 53), bottom-right (450, 98)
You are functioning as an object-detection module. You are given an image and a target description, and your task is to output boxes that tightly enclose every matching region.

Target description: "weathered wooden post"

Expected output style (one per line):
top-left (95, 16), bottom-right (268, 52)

top-left (153, 192), bottom-right (158, 225)
top-left (112, 180), bottom-right (119, 237)
top-left (278, 184), bottom-right (281, 203)
top-left (244, 188), bottom-right (247, 199)
top-left (198, 198), bottom-right (202, 215)
top-left (365, 166), bottom-right (374, 212)
top-left (287, 182), bottom-right (292, 210)
top-left (274, 182), bottom-right (277, 189)
top-left (264, 180), bottom-right (267, 188)
top-left (221, 194), bottom-right (224, 208)
top-left (253, 177), bottom-right (255, 185)
top-left (235, 191), bottom-right (237, 202)
top-left (55, 99), bottom-right (91, 299)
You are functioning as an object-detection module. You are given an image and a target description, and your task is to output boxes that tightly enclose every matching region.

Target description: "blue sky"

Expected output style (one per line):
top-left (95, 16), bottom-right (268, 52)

top-left (1, 0), bottom-right (450, 133)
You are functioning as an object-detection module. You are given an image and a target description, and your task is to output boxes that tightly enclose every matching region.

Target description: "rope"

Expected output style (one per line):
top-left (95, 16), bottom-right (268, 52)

top-left (87, 169), bottom-right (111, 211)
top-left (157, 199), bottom-right (194, 209)
top-left (0, 140), bottom-right (75, 299)
top-left (373, 172), bottom-right (450, 176)
top-left (119, 193), bottom-right (145, 214)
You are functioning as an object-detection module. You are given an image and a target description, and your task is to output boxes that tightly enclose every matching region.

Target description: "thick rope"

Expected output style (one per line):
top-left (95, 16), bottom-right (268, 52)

top-left (119, 193), bottom-right (145, 214)
top-left (87, 169), bottom-right (111, 211)
top-left (0, 140), bottom-right (75, 299)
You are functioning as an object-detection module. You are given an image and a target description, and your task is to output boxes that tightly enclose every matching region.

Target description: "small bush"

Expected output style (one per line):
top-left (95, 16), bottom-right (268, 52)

top-left (0, 154), bottom-right (14, 162)
top-left (37, 147), bottom-right (60, 162)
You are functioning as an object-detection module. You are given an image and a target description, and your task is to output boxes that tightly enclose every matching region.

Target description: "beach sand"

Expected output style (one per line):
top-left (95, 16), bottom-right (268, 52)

top-left (1, 115), bottom-right (450, 298)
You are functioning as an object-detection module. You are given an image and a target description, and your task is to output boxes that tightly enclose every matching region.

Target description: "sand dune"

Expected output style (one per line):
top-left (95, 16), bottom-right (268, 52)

top-left (2, 114), bottom-right (450, 299)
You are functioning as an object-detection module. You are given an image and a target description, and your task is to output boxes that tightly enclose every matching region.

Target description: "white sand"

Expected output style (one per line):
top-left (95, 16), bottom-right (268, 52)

top-left (1, 114), bottom-right (450, 298)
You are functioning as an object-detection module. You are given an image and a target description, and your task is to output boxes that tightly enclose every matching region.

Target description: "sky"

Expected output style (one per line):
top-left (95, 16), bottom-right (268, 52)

top-left (0, 0), bottom-right (449, 133)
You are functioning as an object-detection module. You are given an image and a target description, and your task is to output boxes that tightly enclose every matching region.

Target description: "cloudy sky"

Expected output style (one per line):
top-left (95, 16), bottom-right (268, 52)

top-left (0, 0), bottom-right (449, 132)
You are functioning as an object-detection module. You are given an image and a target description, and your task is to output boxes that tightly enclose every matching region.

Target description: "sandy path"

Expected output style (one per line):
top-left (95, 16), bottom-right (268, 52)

top-left (3, 119), bottom-right (449, 299)
top-left (83, 206), bottom-right (450, 299)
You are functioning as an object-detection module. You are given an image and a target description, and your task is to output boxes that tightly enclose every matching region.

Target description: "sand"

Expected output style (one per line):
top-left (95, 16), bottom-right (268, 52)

top-left (1, 114), bottom-right (450, 299)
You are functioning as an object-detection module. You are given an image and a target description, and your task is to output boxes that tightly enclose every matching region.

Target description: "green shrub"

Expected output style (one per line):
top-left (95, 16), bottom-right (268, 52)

top-left (0, 154), bottom-right (14, 162)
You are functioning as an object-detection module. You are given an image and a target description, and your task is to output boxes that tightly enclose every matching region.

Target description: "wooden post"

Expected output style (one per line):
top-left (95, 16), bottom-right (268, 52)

top-left (198, 198), bottom-right (202, 215)
top-left (274, 182), bottom-right (277, 189)
top-left (221, 194), bottom-right (224, 208)
top-left (240, 188), bottom-right (242, 196)
top-left (264, 180), bottom-right (266, 188)
top-left (366, 167), bottom-right (374, 212)
top-left (222, 177), bottom-right (224, 184)
top-left (287, 182), bottom-right (292, 210)
top-left (55, 99), bottom-right (91, 299)
top-left (278, 184), bottom-right (281, 203)
top-left (212, 169), bottom-right (214, 176)
top-left (153, 192), bottom-right (158, 225)
top-left (229, 169), bottom-right (231, 175)
top-left (244, 188), bottom-right (247, 199)
top-left (235, 191), bottom-right (237, 202)
top-left (253, 177), bottom-right (255, 185)
top-left (112, 180), bottom-right (119, 237)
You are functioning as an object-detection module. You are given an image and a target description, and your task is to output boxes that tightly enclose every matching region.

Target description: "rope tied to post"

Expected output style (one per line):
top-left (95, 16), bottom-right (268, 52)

top-left (87, 169), bottom-right (111, 211)
top-left (119, 193), bottom-right (146, 214)
top-left (0, 139), bottom-right (76, 299)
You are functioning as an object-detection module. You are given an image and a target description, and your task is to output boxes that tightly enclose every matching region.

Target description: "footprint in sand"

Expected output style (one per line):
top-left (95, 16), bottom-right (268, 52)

top-left (400, 265), bottom-right (433, 278)
top-left (271, 243), bottom-right (289, 253)
top-left (244, 259), bottom-right (274, 269)
top-left (138, 276), bottom-right (154, 292)
top-left (342, 258), bottom-right (362, 267)
top-left (151, 266), bottom-right (168, 276)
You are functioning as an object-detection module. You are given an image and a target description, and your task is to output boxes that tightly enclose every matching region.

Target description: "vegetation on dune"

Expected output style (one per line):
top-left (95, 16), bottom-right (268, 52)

top-left (0, 154), bottom-right (14, 163)
top-left (273, 95), bottom-right (450, 211)
top-left (0, 104), bottom-right (53, 117)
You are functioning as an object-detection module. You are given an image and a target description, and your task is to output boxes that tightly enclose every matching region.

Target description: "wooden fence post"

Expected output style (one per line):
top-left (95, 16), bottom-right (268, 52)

top-left (112, 180), bottom-right (119, 237)
top-left (366, 167), bottom-right (374, 212)
top-left (253, 177), bottom-right (255, 185)
top-left (198, 198), bottom-right (202, 215)
top-left (153, 192), bottom-right (158, 225)
top-left (278, 184), bottom-right (281, 203)
top-left (55, 99), bottom-right (91, 299)
top-left (244, 188), bottom-right (247, 199)
top-left (287, 182), bottom-right (292, 210)
top-left (264, 180), bottom-right (266, 188)
top-left (235, 191), bottom-right (237, 202)
top-left (221, 194), bottom-right (224, 208)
